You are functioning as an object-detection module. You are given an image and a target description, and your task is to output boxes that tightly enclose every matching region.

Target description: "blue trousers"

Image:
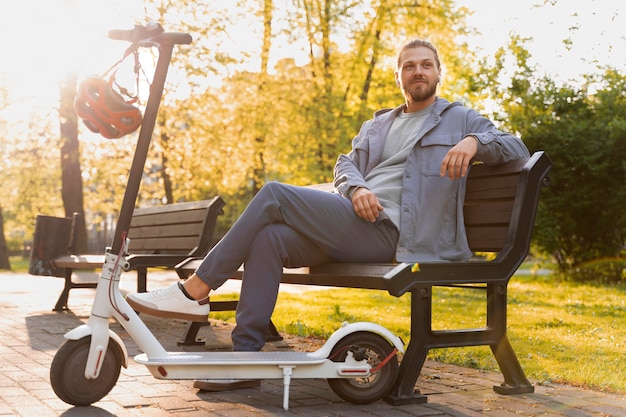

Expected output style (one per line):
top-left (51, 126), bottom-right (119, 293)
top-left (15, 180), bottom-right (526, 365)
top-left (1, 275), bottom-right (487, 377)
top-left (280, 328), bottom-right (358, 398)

top-left (195, 182), bottom-right (399, 351)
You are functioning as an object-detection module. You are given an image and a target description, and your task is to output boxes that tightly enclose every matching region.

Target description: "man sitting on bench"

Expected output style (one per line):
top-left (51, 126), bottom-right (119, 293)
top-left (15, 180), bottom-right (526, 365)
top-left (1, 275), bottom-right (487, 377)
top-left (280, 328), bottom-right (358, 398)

top-left (127, 38), bottom-right (529, 358)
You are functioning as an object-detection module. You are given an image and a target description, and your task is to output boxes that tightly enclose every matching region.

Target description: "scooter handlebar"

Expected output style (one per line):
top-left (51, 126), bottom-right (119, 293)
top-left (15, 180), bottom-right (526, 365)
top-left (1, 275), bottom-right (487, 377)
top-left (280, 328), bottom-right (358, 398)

top-left (108, 22), bottom-right (192, 46)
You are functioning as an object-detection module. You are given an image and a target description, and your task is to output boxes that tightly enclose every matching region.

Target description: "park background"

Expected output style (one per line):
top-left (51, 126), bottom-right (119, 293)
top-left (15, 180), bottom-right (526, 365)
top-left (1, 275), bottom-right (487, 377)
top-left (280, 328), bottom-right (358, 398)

top-left (0, 0), bottom-right (624, 392)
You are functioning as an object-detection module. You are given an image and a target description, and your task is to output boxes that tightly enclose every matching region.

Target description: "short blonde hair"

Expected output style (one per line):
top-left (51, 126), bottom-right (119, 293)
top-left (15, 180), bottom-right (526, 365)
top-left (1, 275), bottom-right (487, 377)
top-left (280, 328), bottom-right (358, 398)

top-left (397, 39), bottom-right (441, 70)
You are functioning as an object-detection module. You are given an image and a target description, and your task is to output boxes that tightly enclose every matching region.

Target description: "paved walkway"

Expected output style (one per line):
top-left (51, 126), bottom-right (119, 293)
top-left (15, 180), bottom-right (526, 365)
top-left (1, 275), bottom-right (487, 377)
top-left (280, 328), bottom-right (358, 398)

top-left (1, 270), bottom-right (624, 416)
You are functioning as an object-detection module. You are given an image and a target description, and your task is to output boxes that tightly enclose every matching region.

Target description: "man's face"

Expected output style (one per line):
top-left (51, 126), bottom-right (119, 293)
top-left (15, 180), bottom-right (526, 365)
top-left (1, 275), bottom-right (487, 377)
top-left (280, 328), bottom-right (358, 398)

top-left (396, 46), bottom-right (440, 104)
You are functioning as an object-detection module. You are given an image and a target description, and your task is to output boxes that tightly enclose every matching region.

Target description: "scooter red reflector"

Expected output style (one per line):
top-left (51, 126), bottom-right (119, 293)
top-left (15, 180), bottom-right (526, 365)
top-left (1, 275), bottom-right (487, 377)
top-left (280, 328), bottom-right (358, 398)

top-left (337, 368), bottom-right (370, 376)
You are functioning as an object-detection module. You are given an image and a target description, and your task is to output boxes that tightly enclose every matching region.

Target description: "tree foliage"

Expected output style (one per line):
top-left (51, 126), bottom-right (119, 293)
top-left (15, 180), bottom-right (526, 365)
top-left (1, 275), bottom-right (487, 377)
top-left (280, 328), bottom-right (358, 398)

top-left (0, 76), bottom-right (63, 255)
top-left (476, 37), bottom-right (626, 282)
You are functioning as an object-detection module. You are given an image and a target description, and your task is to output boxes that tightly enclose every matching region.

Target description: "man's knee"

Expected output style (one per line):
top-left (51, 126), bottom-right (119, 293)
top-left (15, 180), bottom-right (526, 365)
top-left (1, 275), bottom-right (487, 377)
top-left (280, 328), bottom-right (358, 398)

top-left (258, 181), bottom-right (291, 197)
top-left (255, 181), bottom-right (302, 208)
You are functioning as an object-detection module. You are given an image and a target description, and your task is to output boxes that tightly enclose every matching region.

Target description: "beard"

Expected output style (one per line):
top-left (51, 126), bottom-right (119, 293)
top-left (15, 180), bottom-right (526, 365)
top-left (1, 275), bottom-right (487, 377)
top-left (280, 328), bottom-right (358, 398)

top-left (403, 78), bottom-right (437, 103)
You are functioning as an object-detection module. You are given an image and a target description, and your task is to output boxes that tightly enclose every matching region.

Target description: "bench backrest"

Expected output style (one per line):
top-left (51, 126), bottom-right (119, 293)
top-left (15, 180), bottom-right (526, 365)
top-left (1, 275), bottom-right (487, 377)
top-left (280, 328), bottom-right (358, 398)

top-left (464, 151), bottom-right (551, 256)
top-left (464, 159), bottom-right (528, 252)
top-left (127, 197), bottom-right (225, 256)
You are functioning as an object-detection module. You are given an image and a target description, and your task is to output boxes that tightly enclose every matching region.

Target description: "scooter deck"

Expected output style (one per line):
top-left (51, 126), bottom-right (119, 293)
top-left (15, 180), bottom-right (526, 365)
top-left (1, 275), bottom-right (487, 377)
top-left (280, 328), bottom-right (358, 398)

top-left (133, 350), bottom-right (371, 411)
top-left (133, 350), bottom-right (370, 382)
top-left (134, 351), bottom-right (327, 366)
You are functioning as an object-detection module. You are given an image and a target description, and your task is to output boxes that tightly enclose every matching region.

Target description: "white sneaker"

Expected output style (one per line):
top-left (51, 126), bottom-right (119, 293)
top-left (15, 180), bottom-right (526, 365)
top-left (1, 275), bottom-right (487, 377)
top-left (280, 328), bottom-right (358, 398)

top-left (126, 282), bottom-right (210, 322)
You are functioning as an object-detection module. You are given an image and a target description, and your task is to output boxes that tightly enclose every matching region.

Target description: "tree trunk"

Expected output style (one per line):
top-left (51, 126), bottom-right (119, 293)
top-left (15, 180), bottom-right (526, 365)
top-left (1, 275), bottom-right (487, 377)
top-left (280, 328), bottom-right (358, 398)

top-left (160, 131), bottom-right (174, 204)
top-left (60, 72), bottom-right (88, 253)
top-left (250, 0), bottom-right (273, 195)
top-left (0, 207), bottom-right (10, 270)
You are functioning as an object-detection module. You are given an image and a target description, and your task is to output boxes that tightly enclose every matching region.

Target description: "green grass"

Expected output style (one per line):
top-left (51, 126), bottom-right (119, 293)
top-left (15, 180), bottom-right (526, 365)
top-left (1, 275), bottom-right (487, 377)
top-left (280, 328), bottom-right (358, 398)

top-left (7, 256), bottom-right (30, 272)
top-left (211, 273), bottom-right (626, 394)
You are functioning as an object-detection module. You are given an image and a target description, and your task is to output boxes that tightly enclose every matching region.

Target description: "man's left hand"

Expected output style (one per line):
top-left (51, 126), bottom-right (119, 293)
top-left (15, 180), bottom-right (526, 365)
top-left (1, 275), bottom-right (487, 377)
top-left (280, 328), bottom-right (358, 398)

top-left (440, 136), bottom-right (478, 179)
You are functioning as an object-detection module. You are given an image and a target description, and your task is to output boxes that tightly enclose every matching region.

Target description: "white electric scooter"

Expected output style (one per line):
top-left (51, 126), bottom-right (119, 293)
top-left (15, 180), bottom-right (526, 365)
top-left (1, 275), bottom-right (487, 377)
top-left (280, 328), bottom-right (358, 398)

top-left (50, 23), bottom-right (404, 411)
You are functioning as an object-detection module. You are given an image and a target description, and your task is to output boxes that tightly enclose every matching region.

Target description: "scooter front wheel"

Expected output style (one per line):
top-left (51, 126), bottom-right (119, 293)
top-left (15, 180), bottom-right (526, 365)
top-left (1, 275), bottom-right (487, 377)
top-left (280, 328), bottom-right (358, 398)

top-left (50, 336), bottom-right (122, 406)
top-left (327, 331), bottom-right (399, 404)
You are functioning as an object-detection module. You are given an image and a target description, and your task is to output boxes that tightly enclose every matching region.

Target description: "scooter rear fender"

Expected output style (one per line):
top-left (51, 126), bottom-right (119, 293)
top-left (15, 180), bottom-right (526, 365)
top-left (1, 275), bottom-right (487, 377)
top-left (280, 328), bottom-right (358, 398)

top-left (308, 322), bottom-right (405, 359)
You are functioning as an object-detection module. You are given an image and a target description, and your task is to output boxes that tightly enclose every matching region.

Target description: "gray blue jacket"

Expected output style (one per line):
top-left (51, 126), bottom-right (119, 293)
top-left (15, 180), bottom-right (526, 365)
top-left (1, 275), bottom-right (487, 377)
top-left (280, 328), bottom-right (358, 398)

top-left (334, 97), bottom-right (530, 262)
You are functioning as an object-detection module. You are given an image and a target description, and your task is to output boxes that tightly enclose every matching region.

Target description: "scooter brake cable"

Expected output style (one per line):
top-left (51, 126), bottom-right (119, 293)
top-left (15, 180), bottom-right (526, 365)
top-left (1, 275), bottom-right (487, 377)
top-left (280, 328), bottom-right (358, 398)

top-left (369, 348), bottom-right (398, 373)
top-left (109, 231), bottom-right (130, 320)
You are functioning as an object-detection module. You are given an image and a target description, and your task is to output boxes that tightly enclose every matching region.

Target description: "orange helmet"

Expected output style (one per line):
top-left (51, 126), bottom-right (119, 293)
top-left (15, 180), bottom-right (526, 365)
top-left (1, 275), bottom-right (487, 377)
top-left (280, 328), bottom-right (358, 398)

top-left (74, 77), bottom-right (142, 139)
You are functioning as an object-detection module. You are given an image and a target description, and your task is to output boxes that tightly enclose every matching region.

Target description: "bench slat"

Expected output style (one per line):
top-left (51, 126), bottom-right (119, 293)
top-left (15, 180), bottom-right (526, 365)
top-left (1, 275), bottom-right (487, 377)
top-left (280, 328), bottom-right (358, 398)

top-left (128, 223), bottom-right (204, 240)
top-left (131, 200), bottom-right (215, 215)
top-left (466, 226), bottom-right (509, 251)
top-left (465, 175), bottom-right (519, 199)
top-left (130, 236), bottom-right (202, 253)
top-left (464, 200), bottom-right (515, 226)
top-left (53, 254), bottom-right (105, 269)
top-left (129, 209), bottom-right (208, 227)
top-left (224, 264), bottom-right (392, 290)
top-left (466, 158), bottom-right (528, 177)
top-left (310, 262), bottom-right (397, 277)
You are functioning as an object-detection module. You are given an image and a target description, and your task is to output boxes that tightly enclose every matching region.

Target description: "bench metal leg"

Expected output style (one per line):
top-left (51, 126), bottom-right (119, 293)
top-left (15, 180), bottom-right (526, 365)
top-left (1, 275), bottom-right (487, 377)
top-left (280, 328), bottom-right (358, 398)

top-left (53, 270), bottom-right (73, 311)
top-left (178, 300), bottom-right (239, 346)
top-left (384, 338), bottom-right (429, 405)
top-left (491, 335), bottom-right (534, 394)
top-left (487, 283), bottom-right (534, 394)
top-left (384, 284), bottom-right (533, 405)
top-left (53, 268), bottom-right (98, 311)
top-left (178, 321), bottom-right (212, 346)
top-left (266, 320), bottom-right (283, 342)
top-left (385, 287), bottom-right (429, 405)
top-left (178, 300), bottom-right (284, 345)
top-left (136, 268), bottom-right (147, 293)
top-left (207, 300), bottom-right (284, 343)
top-left (178, 319), bottom-right (283, 346)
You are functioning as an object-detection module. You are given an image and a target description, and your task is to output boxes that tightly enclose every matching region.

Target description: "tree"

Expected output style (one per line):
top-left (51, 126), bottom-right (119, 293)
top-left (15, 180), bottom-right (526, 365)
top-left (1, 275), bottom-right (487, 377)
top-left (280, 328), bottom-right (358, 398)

top-left (0, 82), bottom-right (10, 268)
top-left (479, 37), bottom-right (625, 282)
top-left (59, 72), bottom-right (88, 252)
top-left (0, 208), bottom-right (9, 269)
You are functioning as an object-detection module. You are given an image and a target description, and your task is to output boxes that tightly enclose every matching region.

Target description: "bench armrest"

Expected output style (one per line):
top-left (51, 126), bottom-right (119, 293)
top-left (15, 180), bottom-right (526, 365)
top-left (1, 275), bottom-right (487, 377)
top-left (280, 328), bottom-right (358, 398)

top-left (383, 258), bottom-right (522, 297)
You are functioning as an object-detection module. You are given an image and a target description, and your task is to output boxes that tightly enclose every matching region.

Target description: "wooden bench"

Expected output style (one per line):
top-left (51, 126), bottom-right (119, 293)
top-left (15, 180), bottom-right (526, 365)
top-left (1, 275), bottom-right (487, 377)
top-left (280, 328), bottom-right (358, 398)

top-left (175, 151), bottom-right (552, 405)
top-left (48, 197), bottom-right (225, 311)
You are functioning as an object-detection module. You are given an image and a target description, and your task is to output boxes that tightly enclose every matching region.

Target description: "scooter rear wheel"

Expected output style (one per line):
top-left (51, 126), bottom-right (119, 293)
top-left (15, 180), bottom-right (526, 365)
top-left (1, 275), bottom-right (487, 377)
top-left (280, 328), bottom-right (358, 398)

top-left (50, 336), bottom-right (123, 406)
top-left (327, 331), bottom-right (399, 404)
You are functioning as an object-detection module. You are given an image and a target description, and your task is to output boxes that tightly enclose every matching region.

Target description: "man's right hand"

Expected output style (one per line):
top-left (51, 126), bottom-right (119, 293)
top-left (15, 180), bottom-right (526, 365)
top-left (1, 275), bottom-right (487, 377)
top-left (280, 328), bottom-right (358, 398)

top-left (351, 187), bottom-right (384, 223)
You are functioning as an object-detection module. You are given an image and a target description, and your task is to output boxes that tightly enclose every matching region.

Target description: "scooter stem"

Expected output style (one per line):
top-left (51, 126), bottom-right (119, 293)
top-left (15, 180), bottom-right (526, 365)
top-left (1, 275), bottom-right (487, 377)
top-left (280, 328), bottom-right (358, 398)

top-left (85, 251), bottom-right (167, 378)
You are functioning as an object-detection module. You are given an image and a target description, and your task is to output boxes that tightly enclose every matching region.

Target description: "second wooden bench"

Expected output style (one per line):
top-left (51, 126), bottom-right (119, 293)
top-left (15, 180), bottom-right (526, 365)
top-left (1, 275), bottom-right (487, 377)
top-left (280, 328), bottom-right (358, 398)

top-left (49, 197), bottom-right (225, 311)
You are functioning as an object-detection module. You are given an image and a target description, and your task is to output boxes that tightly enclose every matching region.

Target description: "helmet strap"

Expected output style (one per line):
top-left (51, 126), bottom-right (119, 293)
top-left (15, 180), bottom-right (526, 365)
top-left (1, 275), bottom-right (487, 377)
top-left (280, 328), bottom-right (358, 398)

top-left (102, 47), bottom-right (143, 106)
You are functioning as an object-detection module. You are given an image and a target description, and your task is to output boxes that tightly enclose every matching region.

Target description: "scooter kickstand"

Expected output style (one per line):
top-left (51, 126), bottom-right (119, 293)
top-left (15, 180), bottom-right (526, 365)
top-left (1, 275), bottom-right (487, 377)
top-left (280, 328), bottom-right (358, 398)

top-left (279, 365), bottom-right (294, 410)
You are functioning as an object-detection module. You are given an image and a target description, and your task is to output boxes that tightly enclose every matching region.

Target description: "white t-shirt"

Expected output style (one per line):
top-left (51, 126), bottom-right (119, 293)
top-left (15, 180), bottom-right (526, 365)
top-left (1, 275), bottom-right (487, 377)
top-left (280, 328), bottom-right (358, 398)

top-left (364, 105), bottom-right (432, 227)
